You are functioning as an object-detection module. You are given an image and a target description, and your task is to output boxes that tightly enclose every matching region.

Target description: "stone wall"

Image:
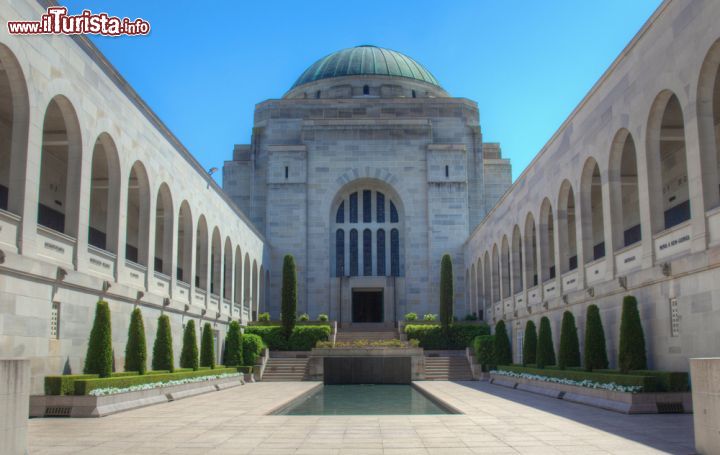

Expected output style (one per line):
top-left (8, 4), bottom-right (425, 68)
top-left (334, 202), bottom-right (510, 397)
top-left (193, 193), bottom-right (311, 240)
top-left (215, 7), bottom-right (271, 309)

top-left (0, 358), bottom-right (29, 455)
top-left (690, 358), bottom-right (720, 453)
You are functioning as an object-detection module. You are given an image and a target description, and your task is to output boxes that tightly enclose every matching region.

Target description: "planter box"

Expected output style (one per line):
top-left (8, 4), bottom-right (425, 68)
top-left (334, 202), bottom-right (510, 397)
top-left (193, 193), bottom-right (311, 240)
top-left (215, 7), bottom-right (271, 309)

top-left (489, 372), bottom-right (692, 414)
top-left (30, 375), bottom-right (243, 418)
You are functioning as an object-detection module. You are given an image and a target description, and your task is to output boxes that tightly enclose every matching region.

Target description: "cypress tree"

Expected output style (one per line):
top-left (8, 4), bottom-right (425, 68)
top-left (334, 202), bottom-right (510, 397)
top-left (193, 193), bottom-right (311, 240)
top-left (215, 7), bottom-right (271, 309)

top-left (618, 295), bottom-right (647, 373)
top-left (180, 320), bottom-right (199, 370)
top-left (522, 320), bottom-right (537, 366)
top-left (583, 304), bottom-right (608, 371)
top-left (223, 321), bottom-right (243, 366)
top-left (83, 300), bottom-right (113, 377)
top-left (281, 255), bottom-right (297, 339)
top-left (439, 254), bottom-right (454, 334)
top-left (536, 316), bottom-right (556, 368)
top-left (200, 322), bottom-right (215, 369)
top-left (558, 311), bottom-right (581, 369)
top-left (152, 314), bottom-right (174, 372)
top-left (124, 307), bottom-right (147, 374)
top-left (493, 320), bottom-right (512, 365)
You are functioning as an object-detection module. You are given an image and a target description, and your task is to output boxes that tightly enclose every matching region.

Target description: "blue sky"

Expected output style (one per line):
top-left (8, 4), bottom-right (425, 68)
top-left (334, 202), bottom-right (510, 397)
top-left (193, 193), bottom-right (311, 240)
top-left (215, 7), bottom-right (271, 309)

top-left (62, 0), bottom-right (662, 183)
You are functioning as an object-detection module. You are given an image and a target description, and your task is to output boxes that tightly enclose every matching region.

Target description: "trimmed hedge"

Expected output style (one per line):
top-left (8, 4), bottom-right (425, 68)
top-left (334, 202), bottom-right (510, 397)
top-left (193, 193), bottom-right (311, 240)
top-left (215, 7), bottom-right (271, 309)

top-left (244, 325), bottom-right (331, 351)
top-left (242, 333), bottom-right (265, 366)
top-left (223, 321), bottom-right (243, 367)
top-left (152, 315), bottom-right (174, 372)
top-left (281, 255), bottom-right (297, 338)
top-left (619, 295), bottom-right (647, 373)
top-left (73, 367), bottom-right (238, 395)
top-left (83, 301), bottom-right (113, 377)
top-left (180, 320), bottom-right (199, 370)
top-left (594, 369), bottom-right (690, 392)
top-left (473, 335), bottom-right (495, 372)
top-left (124, 308), bottom-right (147, 375)
top-left (558, 311), bottom-right (581, 369)
top-left (494, 321), bottom-right (512, 365)
top-left (584, 304), bottom-right (609, 371)
top-left (404, 323), bottom-right (490, 350)
top-left (522, 321), bottom-right (537, 366)
top-left (200, 322), bottom-right (215, 369)
top-left (439, 254), bottom-right (453, 333)
top-left (45, 374), bottom-right (98, 396)
top-left (536, 316), bottom-right (555, 368)
top-left (496, 365), bottom-right (658, 392)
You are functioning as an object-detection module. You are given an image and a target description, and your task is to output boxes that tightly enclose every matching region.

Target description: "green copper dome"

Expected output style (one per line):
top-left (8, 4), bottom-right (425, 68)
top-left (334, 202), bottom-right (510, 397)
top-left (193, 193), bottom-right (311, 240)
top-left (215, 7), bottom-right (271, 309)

top-left (291, 45), bottom-right (441, 89)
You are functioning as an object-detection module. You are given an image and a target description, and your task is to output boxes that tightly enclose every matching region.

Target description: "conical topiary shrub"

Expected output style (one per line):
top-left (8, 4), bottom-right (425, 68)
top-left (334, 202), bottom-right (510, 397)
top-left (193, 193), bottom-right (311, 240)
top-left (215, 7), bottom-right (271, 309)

top-left (439, 254), bottom-right (454, 335)
top-left (223, 321), bottom-right (243, 367)
top-left (180, 320), bottom-right (199, 370)
top-left (583, 304), bottom-right (608, 371)
top-left (281, 255), bottom-right (297, 339)
top-left (83, 300), bottom-right (113, 378)
top-left (618, 295), bottom-right (647, 373)
top-left (152, 314), bottom-right (174, 372)
top-left (522, 320), bottom-right (537, 366)
top-left (536, 316), bottom-right (556, 368)
top-left (558, 311), bottom-right (581, 369)
top-left (200, 322), bottom-right (215, 369)
top-left (493, 320), bottom-right (512, 365)
top-left (124, 307), bottom-right (147, 374)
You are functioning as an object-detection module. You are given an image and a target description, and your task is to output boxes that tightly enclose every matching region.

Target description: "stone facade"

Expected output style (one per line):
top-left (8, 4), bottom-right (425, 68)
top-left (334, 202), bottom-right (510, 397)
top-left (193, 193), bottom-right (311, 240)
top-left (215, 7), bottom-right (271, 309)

top-left (464, 0), bottom-right (720, 372)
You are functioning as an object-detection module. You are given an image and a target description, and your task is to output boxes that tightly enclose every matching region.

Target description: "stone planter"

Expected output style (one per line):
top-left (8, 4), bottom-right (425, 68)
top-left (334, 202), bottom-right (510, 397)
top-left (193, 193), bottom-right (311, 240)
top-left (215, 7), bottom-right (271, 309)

top-left (30, 374), bottom-right (243, 418)
top-left (489, 372), bottom-right (692, 414)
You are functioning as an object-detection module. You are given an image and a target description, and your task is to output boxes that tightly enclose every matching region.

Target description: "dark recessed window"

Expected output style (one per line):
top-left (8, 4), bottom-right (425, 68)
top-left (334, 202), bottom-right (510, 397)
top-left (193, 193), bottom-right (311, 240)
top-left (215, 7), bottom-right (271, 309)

top-left (377, 229), bottom-right (386, 276)
top-left (363, 85), bottom-right (369, 95)
top-left (411, 90), bottom-right (416, 98)
top-left (350, 229), bottom-right (358, 276)
top-left (363, 190), bottom-right (371, 223)
top-left (350, 192), bottom-right (358, 223)
top-left (445, 165), bottom-right (449, 178)
top-left (336, 229), bottom-right (345, 277)
top-left (285, 166), bottom-right (289, 179)
top-left (390, 202), bottom-right (398, 223)
top-left (336, 201), bottom-right (345, 223)
top-left (391, 229), bottom-right (400, 276)
top-left (363, 229), bottom-right (372, 276)
top-left (315, 90), bottom-right (321, 99)
top-left (376, 192), bottom-right (385, 223)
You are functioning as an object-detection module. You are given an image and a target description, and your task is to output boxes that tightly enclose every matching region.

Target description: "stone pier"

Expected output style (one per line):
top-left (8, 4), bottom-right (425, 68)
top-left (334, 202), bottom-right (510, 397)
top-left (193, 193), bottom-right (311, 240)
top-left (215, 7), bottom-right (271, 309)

top-left (1, 358), bottom-right (30, 455)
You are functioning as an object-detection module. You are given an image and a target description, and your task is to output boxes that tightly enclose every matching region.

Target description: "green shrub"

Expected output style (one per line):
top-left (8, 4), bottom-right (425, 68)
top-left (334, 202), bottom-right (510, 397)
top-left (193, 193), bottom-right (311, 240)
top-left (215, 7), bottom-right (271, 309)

top-left (536, 316), bottom-right (555, 368)
top-left (258, 312), bottom-right (271, 322)
top-left (200, 322), bottom-right (215, 369)
top-left (404, 324), bottom-right (490, 349)
top-left (464, 313), bottom-right (478, 321)
top-left (45, 374), bottom-right (98, 395)
top-left (298, 313), bottom-right (310, 322)
top-left (245, 326), bottom-right (288, 350)
top-left (473, 335), bottom-right (495, 372)
top-left (404, 312), bottom-right (418, 322)
top-left (619, 295), bottom-right (647, 373)
top-left (423, 313), bottom-right (437, 321)
top-left (281, 255), bottom-right (297, 339)
top-left (496, 365), bottom-right (657, 391)
top-left (522, 320), bottom-right (537, 366)
top-left (180, 320), bottom-right (199, 371)
top-left (111, 371), bottom-right (139, 377)
top-left (493, 320), bottom-right (512, 365)
top-left (73, 368), bottom-right (238, 395)
top-left (124, 308), bottom-right (147, 375)
top-left (439, 254), bottom-right (454, 334)
top-left (584, 304), bottom-right (608, 371)
top-left (629, 370), bottom-right (689, 392)
top-left (223, 321), bottom-right (243, 367)
top-left (558, 311), bottom-right (581, 370)
top-left (317, 313), bottom-right (329, 322)
top-left (83, 301), bottom-right (113, 378)
top-left (288, 325), bottom-right (332, 350)
top-left (242, 333), bottom-right (265, 366)
top-left (152, 314), bottom-right (174, 372)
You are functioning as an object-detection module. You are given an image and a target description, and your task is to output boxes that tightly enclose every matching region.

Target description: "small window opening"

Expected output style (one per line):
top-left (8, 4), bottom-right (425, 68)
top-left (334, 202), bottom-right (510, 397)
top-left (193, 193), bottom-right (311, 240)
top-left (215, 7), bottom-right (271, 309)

top-left (363, 85), bottom-right (369, 95)
top-left (411, 90), bottom-right (416, 98)
top-left (445, 165), bottom-right (449, 178)
top-left (50, 302), bottom-right (60, 339)
top-left (315, 90), bottom-right (321, 99)
top-left (285, 166), bottom-right (289, 179)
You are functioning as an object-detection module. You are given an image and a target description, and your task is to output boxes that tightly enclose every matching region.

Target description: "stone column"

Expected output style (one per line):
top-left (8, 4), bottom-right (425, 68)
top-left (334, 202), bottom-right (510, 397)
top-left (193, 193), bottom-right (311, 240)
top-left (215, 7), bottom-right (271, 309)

top-left (0, 358), bottom-right (29, 455)
top-left (690, 358), bottom-right (720, 453)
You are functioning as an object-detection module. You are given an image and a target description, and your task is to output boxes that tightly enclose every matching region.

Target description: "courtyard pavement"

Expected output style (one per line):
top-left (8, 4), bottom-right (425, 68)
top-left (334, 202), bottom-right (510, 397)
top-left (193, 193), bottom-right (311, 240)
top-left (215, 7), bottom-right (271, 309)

top-left (28, 381), bottom-right (694, 454)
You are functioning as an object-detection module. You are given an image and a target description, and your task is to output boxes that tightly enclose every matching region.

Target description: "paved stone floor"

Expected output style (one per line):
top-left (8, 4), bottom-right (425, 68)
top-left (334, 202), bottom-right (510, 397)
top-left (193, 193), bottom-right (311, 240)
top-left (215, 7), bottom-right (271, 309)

top-left (28, 381), bottom-right (694, 454)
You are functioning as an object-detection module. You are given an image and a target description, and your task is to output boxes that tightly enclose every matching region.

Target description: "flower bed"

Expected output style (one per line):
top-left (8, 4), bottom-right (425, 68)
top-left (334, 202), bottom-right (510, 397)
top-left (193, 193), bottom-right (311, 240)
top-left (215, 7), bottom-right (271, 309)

top-left (491, 369), bottom-right (642, 393)
top-left (73, 368), bottom-right (238, 395)
top-left (496, 365), bottom-right (655, 391)
top-left (88, 372), bottom-right (240, 396)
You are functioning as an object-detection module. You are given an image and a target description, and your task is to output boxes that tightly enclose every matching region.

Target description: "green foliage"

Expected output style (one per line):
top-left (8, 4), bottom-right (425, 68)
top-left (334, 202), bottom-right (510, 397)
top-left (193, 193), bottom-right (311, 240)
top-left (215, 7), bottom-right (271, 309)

top-left (317, 313), bottom-right (329, 322)
top-left (281, 255), bottom-right (297, 338)
top-left (124, 308), bottom-right (147, 375)
top-left (473, 335), bottom-right (495, 372)
top-left (536, 316), bottom-right (556, 369)
top-left (258, 312), bottom-right (271, 322)
top-left (423, 313), bottom-right (437, 321)
top-left (464, 313), bottom-right (478, 321)
top-left (626, 370), bottom-right (689, 392)
top-left (404, 312), bottom-right (418, 321)
top-left (583, 304), bottom-right (608, 371)
top-left (245, 325), bottom-right (331, 351)
top-left (180, 320), bottom-right (199, 371)
top-left (45, 374), bottom-right (98, 395)
top-left (241, 333), bottom-right (265, 366)
top-left (83, 301), bottom-right (113, 378)
top-left (200, 322), bottom-right (215, 369)
top-left (558, 311), bottom-right (581, 370)
top-left (493, 320), bottom-right (512, 365)
top-left (496, 365), bottom-right (657, 391)
top-left (73, 368), bottom-right (238, 395)
top-left (439, 254), bottom-right (454, 333)
top-left (404, 323), bottom-right (490, 349)
top-left (152, 315), bottom-right (174, 373)
top-left (288, 325), bottom-right (332, 350)
top-left (522, 321), bottom-right (537, 366)
top-left (223, 321), bottom-right (243, 367)
top-left (618, 295), bottom-right (647, 373)
top-left (298, 313), bottom-right (310, 322)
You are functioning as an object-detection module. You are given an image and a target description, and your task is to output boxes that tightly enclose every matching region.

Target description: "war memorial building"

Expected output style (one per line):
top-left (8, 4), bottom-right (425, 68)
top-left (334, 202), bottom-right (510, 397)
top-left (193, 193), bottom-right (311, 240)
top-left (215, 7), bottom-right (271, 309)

top-left (0, 0), bottom-right (719, 392)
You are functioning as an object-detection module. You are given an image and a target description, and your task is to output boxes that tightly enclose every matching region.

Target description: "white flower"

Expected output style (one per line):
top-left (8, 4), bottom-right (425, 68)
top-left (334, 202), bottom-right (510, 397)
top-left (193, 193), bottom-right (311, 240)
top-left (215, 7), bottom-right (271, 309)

top-left (489, 369), bottom-right (643, 393)
top-left (88, 372), bottom-right (241, 396)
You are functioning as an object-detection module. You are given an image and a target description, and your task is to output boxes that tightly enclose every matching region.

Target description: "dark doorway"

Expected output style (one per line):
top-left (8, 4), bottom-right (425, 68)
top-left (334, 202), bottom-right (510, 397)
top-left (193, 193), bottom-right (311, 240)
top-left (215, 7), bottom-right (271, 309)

top-left (352, 290), bottom-right (383, 323)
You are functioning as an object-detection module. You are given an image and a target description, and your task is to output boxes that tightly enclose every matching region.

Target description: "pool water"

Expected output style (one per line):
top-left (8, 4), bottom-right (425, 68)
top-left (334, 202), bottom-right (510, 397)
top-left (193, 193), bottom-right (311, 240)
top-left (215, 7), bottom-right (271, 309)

top-left (275, 384), bottom-right (453, 415)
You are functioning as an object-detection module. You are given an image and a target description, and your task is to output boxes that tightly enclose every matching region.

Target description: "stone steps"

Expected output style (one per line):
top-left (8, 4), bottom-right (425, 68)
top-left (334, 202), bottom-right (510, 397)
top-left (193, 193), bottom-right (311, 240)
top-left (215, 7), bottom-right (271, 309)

top-left (424, 356), bottom-right (474, 381)
top-left (261, 357), bottom-right (308, 381)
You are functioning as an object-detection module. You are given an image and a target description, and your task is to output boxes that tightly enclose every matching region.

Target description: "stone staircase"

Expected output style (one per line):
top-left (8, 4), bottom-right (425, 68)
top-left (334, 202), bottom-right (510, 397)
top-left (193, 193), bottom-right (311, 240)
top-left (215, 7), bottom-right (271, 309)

top-left (424, 354), bottom-right (474, 381)
top-left (261, 356), bottom-right (309, 381)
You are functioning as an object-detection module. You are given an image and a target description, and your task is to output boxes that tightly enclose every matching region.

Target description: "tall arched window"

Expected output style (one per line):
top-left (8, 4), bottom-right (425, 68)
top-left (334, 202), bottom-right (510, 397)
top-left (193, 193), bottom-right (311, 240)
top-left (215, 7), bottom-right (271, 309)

top-left (154, 183), bottom-right (173, 275)
top-left (540, 199), bottom-right (556, 281)
top-left (377, 229), bottom-right (386, 276)
top-left (610, 130), bottom-right (642, 249)
top-left (176, 201), bottom-right (192, 283)
top-left (125, 161), bottom-right (150, 265)
top-left (88, 134), bottom-right (120, 252)
top-left (336, 229), bottom-right (345, 276)
top-left (581, 159), bottom-right (606, 262)
top-left (391, 228), bottom-right (399, 276)
top-left (363, 229), bottom-right (372, 275)
top-left (558, 181), bottom-right (577, 273)
top-left (512, 226), bottom-right (523, 294)
top-left (349, 229), bottom-right (358, 276)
